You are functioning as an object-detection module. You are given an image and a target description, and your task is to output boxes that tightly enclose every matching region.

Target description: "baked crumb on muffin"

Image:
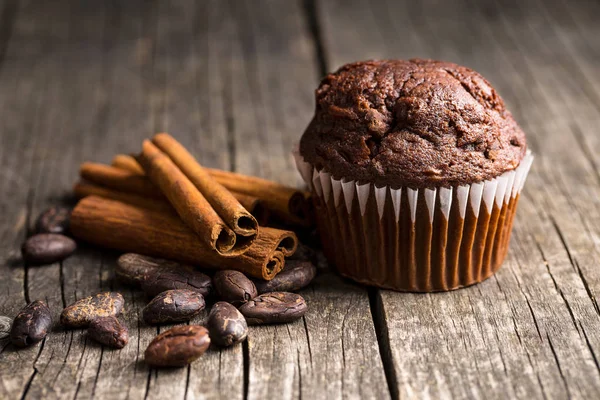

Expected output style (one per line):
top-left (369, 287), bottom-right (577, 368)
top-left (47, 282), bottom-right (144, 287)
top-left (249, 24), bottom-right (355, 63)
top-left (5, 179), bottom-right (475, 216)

top-left (300, 59), bottom-right (527, 188)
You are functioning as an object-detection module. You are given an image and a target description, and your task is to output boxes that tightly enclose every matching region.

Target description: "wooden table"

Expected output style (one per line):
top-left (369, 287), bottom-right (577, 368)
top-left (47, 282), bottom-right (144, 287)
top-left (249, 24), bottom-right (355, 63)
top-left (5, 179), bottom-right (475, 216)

top-left (1, 0), bottom-right (599, 398)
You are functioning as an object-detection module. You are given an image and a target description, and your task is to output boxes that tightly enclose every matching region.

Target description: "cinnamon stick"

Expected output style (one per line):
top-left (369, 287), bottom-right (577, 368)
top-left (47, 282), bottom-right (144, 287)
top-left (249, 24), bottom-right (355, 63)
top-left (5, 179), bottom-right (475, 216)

top-left (152, 133), bottom-right (258, 238)
top-left (138, 140), bottom-right (246, 256)
top-left (73, 181), bottom-right (173, 213)
top-left (111, 154), bottom-right (145, 175)
top-left (80, 163), bottom-right (161, 199)
top-left (205, 168), bottom-right (313, 227)
top-left (112, 153), bottom-right (313, 227)
top-left (230, 192), bottom-right (270, 227)
top-left (70, 196), bottom-right (296, 280)
top-left (74, 180), bottom-right (270, 226)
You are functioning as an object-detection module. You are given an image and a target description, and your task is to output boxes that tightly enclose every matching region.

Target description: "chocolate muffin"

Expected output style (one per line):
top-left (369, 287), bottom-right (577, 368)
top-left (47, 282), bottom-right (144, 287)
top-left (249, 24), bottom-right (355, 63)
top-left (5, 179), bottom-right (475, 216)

top-left (295, 59), bottom-right (533, 291)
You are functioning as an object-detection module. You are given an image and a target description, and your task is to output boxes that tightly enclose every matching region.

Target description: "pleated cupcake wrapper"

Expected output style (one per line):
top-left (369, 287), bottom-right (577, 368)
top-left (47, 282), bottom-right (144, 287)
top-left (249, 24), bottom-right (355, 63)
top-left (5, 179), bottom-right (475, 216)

top-left (294, 149), bottom-right (533, 292)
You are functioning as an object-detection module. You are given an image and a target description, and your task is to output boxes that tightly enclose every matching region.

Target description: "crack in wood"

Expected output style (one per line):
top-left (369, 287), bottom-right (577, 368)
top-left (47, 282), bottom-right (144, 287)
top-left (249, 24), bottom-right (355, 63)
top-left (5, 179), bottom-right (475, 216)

top-left (301, 0), bottom-right (327, 77)
top-left (183, 364), bottom-right (191, 400)
top-left (574, 261), bottom-right (600, 318)
top-left (549, 217), bottom-right (577, 272)
top-left (340, 303), bottom-right (349, 371)
top-left (511, 315), bottom-right (523, 345)
top-left (546, 333), bottom-right (570, 397)
top-left (492, 328), bottom-right (509, 376)
top-left (91, 346), bottom-right (105, 398)
top-left (580, 322), bottom-right (600, 376)
top-left (59, 262), bottom-right (67, 309)
top-left (143, 368), bottom-right (152, 400)
top-left (297, 349), bottom-right (303, 400)
top-left (76, 336), bottom-right (88, 373)
top-left (22, 188), bottom-right (34, 305)
top-left (525, 348), bottom-right (549, 400)
top-left (18, 337), bottom-right (45, 400)
top-left (368, 289), bottom-right (398, 400)
top-left (534, 240), bottom-right (580, 334)
top-left (242, 339), bottom-right (249, 400)
top-left (301, 316), bottom-right (313, 365)
top-left (506, 257), bottom-right (545, 342)
top-left (525, 298), bottom-right (543, 341)
top-left (74, 381), bottom-right (83, 400)
top-left (53, 330), bottom-right (74, 382)
top-left (0, 0), bottom-right (17, 68)
top-left (19, 368), bottom-right (37, 400)
top-left (492, 275), bottom-right (548, 397)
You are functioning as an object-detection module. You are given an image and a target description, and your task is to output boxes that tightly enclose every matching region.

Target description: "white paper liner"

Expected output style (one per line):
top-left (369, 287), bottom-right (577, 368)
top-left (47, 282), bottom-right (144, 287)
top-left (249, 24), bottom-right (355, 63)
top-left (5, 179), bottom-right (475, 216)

top-left (295, 149), bottom-right (533, 223)
top-left (293, 147), bottom-right (534, 292)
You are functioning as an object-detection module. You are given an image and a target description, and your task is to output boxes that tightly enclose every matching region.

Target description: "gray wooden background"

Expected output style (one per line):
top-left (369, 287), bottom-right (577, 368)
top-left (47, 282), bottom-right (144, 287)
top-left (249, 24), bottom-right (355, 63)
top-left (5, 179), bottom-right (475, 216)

top-left (1, 0), bottom-right (599, 399)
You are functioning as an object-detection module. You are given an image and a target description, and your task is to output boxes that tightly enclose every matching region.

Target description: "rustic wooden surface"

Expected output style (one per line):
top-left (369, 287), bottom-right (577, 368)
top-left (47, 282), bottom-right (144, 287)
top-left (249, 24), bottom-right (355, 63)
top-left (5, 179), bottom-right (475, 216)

top-left (0, 0), bottom-right (599, 398)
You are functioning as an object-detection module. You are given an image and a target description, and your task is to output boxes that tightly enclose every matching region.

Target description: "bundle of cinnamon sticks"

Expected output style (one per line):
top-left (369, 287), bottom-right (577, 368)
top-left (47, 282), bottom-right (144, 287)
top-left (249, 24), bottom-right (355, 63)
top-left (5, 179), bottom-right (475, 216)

top-left (70, 133), bottom-right (312, 280)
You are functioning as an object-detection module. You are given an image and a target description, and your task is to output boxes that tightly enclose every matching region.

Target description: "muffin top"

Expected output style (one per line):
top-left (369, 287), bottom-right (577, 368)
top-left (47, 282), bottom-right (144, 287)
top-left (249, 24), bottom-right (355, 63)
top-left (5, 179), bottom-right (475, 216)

top-left (299, 59), bottom-right (527, 188)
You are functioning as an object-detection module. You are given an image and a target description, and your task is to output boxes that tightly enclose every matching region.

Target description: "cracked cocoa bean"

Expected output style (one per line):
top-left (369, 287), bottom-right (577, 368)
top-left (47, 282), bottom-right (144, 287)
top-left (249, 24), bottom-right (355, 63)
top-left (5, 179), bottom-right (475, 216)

top-left (213, 270), bottom-right (257, 306)
top-left (116, 254), bottom-right (212, 298)
top-left (35, 206), bottom-right (71, 234)
top-left (116, 253), bottom-right (183, 285)
top-left (0, 316), bottom-right (12, 340)
top-left (116, 253), bottom-right (166, 285)
top-left (239, 292), bottom-right (307, 325)
top-left (207, 302), bottom-right (248, 347)
top-left (145, 325), bottom-right (210, 367)
top-left (10, 300), bottom-right (52, 347)
top-left (143, 290), bottom-right (205, 325)
top-left (88, 316), bottom-right (128, 348)
top-left (141, 270), bottom-right (212, 298)
top-left (22, 233), bottom-right (76, 265)
top-left (253, 260), bottom-right (316, 294)
top-left (61, 292), bottom-right (124, 328)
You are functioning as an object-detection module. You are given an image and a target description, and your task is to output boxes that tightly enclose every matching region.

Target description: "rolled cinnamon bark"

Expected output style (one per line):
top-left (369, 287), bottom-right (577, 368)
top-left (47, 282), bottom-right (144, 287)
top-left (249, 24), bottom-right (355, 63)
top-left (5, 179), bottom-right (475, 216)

top-left (138, 140), bottom-right (245, 256)
top-left (257, 227), bottom-right (297, 257)
top-left (112, 153), bottom-right (312, 227)
top-left (73, 181), bottom-right (172, 213)
top-left (109, 155), bottom-right (269, 224)
top-left (74, 180), bottom-right (270, 226)
top-left (80, 163), bottom-right (161, 199)
top-left (70, 196), bottom-right (296, 280)
top-left (111, 154), bottom-right (145, 175)
top-left (152, 133), bottom-right (258, 238)
top-left (206, 168), bottom-right (313, 227)
top-left (231, 192), bottom-right (270, 227)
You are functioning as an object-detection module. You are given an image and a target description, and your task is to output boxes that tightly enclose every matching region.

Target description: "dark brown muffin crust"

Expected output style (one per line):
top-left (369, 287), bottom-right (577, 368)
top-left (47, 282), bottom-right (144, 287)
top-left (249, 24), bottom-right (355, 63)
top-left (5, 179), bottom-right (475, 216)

top-left (299, 59), bottom-right (527, 188)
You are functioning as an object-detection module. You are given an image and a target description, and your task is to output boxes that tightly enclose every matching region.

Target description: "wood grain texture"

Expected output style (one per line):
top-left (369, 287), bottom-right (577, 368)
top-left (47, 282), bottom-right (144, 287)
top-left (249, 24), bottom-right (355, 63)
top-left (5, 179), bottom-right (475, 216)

top-left (216, 0), bottom-right (389, 398)
top-left (319, 0), bottom-right (600, 398)
top-left (0, 0), bottom-right (388, 399)
top-left (1, 0), bottom-right (600, 398)
top-left (0, 0), bottom-right (73, 397)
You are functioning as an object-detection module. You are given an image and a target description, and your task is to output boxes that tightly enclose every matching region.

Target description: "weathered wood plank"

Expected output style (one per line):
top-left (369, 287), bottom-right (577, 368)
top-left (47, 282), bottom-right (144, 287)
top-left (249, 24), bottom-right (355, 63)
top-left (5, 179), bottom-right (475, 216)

top-left (3, 0), bottom-right (375, 399)
top-left (13, 0), bottom-right (245, 399)
top-left (228, 0), bottom-right (314, 186)
top-left (226, 0), bottom-right (390, 398)
top-left (319, 0), bottom-right (600, 398)
top-left (2, 0), bottom-right (599, 399)
top-left (13, 1), bottom-right (118, 398)
top-left (146, 1), bottom-right (244, 397)
top-left (73, 4), bottom-right (157, 397)
top-left (0, 0), bottom-right (76, 398)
